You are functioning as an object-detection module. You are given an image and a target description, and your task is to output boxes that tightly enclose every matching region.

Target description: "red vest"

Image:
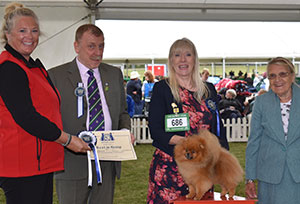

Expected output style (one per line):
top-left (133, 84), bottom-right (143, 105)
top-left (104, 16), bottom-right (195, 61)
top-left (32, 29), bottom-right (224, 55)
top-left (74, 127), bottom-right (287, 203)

top-left (0, 51), bottom-right (64, 177)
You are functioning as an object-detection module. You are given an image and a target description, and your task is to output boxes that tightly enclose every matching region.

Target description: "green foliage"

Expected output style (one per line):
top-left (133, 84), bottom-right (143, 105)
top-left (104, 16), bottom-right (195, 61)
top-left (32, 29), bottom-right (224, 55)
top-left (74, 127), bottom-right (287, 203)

top-left (124, 65), bottom-right (268, 81)
top-left (0, 190), bottom-right (4, 203)
top-left (0, 143), bottom-right (247, 203)
top-left (200, 65), bottom-right (267, 77)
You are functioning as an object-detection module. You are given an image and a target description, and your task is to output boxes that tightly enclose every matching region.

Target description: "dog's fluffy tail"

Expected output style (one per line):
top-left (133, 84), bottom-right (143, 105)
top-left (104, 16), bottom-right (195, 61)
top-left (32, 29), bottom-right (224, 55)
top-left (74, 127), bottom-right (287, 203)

top-left (214, 148), bottom-right (244, 185)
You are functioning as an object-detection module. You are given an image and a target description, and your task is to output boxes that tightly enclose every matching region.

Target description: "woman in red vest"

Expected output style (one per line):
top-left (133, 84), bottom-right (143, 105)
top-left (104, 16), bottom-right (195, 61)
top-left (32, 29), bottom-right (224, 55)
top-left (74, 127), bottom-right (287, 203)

top-left (0, 3), bottom-right (90, 204)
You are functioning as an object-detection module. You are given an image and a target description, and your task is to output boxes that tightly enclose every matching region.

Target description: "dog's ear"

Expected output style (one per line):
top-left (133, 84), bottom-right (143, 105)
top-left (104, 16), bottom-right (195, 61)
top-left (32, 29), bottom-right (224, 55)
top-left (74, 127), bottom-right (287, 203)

top-left (177, 137), bottom-right (187, 146)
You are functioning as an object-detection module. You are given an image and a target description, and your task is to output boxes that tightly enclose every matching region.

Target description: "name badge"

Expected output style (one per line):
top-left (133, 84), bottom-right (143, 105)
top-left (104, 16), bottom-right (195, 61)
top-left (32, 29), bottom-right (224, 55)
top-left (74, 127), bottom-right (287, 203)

top-left (165, 113), bottom-right (190, 132)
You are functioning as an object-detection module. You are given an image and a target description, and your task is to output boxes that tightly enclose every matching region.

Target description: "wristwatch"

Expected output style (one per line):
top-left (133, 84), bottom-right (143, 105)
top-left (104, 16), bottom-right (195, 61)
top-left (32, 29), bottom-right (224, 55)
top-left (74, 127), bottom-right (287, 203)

top-left (246, 179), bottom-right (254, 184)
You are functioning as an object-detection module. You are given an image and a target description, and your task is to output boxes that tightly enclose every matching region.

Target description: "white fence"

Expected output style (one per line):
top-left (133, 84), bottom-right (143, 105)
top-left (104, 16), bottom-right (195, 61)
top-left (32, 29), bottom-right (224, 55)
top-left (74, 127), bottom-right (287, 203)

top-left (131, 117), bottom-right (152, 145)
top-left (131, 115), bottom-right (252, 144)
top-left (222, 115), bottom-right (251, 142)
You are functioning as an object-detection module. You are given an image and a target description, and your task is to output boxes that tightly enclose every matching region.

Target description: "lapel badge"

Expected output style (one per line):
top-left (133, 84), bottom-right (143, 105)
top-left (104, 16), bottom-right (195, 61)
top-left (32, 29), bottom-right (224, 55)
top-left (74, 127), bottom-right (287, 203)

top-left (105, 83), bottom-right (109, 92)
top-left (74, 86), bottom-right (85, 97)
top-left (171, 102), bottom-right (179, 114)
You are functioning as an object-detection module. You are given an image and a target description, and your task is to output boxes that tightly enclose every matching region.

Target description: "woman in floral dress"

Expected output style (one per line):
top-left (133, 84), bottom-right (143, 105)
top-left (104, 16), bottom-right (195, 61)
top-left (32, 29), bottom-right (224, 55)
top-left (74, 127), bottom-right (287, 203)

top-left (147, 38), bottom-right (229, 204)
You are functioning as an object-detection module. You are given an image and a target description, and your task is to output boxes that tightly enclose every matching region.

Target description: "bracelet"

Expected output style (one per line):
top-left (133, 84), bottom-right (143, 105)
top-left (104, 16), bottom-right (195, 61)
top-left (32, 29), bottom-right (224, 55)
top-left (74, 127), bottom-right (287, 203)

top-left (62, 134), bottom-right (72, 147)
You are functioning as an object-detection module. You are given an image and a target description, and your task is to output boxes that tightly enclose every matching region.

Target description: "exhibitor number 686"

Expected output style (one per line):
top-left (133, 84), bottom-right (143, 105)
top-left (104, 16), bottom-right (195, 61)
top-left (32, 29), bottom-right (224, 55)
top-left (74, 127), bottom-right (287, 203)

top-left (171, 118), bottom-right (183, 126)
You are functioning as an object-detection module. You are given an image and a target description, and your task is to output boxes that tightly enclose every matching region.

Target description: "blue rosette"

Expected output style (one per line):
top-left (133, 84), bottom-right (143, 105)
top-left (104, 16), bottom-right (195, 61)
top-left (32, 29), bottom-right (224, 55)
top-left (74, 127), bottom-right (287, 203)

top-left (205, 99), bottom-right (220, 137)
top-left (74, 83), bottom-right (85, 118)
top-left (79, 131), bottom-right (102, 186)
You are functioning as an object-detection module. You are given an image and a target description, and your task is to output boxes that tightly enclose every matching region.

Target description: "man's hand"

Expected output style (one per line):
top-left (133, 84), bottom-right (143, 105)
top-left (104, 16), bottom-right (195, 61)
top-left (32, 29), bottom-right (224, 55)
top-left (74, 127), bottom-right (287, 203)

top-left (130, 133), bottom-right (135, 144)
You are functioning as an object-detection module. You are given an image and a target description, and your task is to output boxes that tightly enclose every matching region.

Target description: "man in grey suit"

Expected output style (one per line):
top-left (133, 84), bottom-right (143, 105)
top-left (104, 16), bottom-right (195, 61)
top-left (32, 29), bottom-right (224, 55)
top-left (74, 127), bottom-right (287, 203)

top-left (48, 24), bottom-right (131, 204)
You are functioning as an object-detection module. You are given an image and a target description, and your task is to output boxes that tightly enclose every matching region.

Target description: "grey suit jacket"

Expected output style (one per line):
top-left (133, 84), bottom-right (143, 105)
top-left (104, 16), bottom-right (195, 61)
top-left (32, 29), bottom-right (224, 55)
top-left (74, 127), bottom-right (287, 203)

top-left (48, 59), bottom-right (130, 180)
top-left (246, 83), bottom-right (300, 184)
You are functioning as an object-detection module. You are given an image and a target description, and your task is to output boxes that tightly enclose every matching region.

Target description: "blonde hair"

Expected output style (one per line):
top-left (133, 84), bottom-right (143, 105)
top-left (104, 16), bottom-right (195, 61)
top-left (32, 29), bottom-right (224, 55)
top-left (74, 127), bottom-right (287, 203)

top-left (1, 2), bottom-right (39, 44)
top-left (167, 38), bottom-right (207, 103)
top-left (201, 68), bottom-right (210, 75)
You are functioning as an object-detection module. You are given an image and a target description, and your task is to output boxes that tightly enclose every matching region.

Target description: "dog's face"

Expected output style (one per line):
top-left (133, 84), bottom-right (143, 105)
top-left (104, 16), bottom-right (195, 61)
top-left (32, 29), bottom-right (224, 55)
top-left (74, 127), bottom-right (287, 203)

top-left (174, 136), bottom-right (209, 164)
top-left (184, 139), bottom-right (205, 161)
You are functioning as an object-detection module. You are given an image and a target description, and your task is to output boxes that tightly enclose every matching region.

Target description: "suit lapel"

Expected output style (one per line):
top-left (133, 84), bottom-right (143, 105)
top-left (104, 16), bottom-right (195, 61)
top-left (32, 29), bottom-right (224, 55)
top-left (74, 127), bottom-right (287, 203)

top-left (267, 92), bottom-right (286, 145)
top-left (98, 63), bottom-right (112, 112)
top-left (66, 59), bottom-right (82, 89)
top-left (66, 59), bottom-right (88, 119)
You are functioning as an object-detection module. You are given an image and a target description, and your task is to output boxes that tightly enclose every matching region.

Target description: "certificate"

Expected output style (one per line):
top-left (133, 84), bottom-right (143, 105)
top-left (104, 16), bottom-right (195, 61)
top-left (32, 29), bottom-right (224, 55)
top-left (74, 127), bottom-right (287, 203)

top-left (91, 130), bottom-right (137, 161)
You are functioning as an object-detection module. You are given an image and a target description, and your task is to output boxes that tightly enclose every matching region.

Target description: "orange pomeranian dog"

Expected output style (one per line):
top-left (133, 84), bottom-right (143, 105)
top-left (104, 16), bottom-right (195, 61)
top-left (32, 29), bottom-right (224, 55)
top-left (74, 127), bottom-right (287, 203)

top-left (174, 129), bottom-right (243, 200)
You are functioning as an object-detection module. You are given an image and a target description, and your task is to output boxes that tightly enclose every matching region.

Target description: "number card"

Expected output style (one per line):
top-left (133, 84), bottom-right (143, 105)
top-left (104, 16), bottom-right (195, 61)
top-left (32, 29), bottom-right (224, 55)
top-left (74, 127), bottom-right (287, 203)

top-left (165, 113), bottom-right (190, 132)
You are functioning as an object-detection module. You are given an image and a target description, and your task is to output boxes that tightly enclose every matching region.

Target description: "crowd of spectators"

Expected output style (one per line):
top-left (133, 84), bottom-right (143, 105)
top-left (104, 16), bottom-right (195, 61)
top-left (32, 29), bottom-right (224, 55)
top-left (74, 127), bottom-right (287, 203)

top-left (202, 68), bottom-right (269, 120)
top-left (125, 70), bottom-right (163, 117)
top-left (125, 68), bottom-right (270, 120)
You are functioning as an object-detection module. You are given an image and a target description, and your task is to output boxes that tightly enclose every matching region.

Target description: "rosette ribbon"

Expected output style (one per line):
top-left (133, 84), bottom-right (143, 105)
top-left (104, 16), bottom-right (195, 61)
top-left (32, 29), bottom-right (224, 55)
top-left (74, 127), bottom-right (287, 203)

top-left (205, 99), bottom-right (220, 137)
top-left (74, 83), bottom-right (85, 118)
top-left (79, 131), bottom-right (102, 186)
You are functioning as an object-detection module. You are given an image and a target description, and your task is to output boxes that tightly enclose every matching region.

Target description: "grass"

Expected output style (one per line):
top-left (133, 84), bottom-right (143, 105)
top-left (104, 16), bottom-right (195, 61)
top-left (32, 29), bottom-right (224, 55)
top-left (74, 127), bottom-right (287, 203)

top-left (113, 144), bottom-right (155, 204)
top-left (114, 142), bottom-right (247, 204)
top-left (0, 143), bottom-right (247, 203)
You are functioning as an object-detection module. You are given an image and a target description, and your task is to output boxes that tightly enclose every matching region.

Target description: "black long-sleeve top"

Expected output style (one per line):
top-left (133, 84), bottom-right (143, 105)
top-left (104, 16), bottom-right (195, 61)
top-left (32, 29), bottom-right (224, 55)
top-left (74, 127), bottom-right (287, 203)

top-left (148, 79), bottom-right (229, 156)
top-left (0, 44), bottom-right (61, 141)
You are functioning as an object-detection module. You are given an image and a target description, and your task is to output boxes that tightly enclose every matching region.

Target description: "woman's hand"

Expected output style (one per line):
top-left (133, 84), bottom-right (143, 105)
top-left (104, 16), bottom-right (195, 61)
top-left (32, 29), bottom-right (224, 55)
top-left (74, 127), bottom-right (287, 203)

top-left (56, 131), bottom-right (91, 153)
top-left (245, 182), bottom-right (257, 199)
top-left (169, 135), bottom-right (185, 145)
top-left (66, 136), bottom-right (91, 153)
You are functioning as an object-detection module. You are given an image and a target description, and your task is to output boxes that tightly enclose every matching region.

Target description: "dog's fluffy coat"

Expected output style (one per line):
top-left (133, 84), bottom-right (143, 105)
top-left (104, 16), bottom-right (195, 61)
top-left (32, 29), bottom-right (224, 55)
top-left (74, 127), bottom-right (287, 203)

top-left (174, 129), bottom-right (243, 200)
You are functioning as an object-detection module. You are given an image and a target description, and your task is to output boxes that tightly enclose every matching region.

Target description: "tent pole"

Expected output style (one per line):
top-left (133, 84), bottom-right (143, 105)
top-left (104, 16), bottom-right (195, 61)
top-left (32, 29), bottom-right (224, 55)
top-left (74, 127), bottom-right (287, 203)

top-left (84, 0), bottom-right (103, 24)
top-left (152, 58), bottom-right (155, 75)
top-left (222, 58), bottom-right (226, 79)
top-left (90, 10), bottom-right (96, 24)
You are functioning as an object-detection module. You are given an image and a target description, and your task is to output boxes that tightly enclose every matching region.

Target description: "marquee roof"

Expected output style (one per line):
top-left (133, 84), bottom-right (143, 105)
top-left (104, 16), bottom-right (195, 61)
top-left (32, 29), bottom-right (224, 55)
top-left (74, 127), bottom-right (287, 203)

top-left (1, 0), bottom-right (300, 68)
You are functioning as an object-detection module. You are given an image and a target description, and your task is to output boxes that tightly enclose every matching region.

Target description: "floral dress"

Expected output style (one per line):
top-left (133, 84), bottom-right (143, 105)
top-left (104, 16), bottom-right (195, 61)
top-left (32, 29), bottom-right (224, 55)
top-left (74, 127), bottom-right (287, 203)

top-left (147, 88), bottom-right (213, 204)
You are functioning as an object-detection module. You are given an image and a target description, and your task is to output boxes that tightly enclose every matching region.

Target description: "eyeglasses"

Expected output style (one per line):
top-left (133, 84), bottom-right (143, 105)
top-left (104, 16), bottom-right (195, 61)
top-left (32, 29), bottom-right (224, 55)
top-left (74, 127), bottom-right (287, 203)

top-left (267, 72), bottom-right (290, 80)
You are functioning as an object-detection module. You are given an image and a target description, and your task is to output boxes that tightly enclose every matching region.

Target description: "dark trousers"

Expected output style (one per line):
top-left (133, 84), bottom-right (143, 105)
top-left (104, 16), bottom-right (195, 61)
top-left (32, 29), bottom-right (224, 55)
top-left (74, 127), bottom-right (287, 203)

top-left (55, 161), bottom-right (116, 204)
top-left (134, 100), bottom-right (144, 115)
top-left (0, 173), bottom-right (53, 204)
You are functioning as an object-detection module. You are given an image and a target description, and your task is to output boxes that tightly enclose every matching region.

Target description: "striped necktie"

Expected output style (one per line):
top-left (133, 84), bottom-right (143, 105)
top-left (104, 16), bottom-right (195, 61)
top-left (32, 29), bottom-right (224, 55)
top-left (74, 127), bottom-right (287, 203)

top-left (87, 69), bottom-right (104, 131)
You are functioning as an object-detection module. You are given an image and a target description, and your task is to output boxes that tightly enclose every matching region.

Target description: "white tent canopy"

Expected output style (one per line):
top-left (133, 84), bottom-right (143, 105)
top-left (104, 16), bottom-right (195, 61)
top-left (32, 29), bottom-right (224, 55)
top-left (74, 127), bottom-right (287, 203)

top-left (97, 20), bottom-right (300, 61)
top-left (1, 0), bottom-right (300, 69)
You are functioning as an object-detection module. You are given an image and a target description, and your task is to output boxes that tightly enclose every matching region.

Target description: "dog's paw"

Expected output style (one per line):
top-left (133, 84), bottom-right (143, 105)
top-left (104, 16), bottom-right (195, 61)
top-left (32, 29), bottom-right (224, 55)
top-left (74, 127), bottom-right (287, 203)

top-left (220, 195), bottom-right (227, 200)
top-left (193, 194), bottom-right (204, 200)
top-left (186, 193), bottom-right (195, 199)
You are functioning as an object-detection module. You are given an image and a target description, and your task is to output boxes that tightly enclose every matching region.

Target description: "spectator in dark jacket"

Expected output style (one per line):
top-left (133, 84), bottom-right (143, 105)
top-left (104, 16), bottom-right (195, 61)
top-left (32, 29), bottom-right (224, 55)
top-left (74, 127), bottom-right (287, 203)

top-left (219, 89), bottom-right (243, 119)
top-left (126, 71), bottom-right (143, 115)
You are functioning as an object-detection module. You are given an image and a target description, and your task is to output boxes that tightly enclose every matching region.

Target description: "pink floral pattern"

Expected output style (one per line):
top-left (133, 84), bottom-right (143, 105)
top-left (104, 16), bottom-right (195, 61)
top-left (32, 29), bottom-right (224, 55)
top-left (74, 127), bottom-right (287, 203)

top-left (147, 88), bottom-right (212, 204)
top-left (180, 88), bottom-right (212, 135)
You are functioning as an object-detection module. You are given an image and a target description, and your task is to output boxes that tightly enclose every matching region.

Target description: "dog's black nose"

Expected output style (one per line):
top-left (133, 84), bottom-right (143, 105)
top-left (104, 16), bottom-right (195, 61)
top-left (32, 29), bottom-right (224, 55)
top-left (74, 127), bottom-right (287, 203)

top-left (185, 153), bottom-right (193, 160)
